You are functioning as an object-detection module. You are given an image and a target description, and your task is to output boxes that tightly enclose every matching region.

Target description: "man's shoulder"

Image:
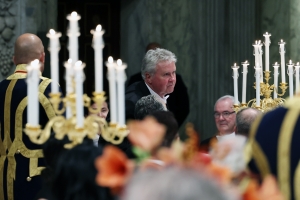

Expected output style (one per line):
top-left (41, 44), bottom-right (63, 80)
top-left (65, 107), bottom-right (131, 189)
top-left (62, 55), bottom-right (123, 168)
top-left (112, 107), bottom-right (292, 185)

top-left (126, 81), bottom-right (149, 96)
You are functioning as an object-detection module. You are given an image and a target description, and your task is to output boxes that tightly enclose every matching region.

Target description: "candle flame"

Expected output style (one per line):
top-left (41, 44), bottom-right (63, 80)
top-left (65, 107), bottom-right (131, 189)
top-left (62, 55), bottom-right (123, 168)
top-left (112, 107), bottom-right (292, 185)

top-left (117, 59), bottom-right (122, 66)
top-left (297, 62), bottom-right (300, 66)
top-left (71, 12), bottom-right (77, 17)
top-left (31, 59), bottom-right (40, 69)
top-left (266, 32), bottom-right (268, 34)
top-left (75, 60), bottom-right (82, 67)
top-left (281, 39), bottom-right (283, 43)
top-left (68, 59), bottom-right (72, 64)
top-left (108, 56), bottom-right (113, 63)
top-left (96, 25), bottom-right (102, 32)
top-left (275, 62), bottom-right (278, 65)
top-left (289, 60), bottom-right (292, 64)
top-left (49, 29), bottom-right (56, 35)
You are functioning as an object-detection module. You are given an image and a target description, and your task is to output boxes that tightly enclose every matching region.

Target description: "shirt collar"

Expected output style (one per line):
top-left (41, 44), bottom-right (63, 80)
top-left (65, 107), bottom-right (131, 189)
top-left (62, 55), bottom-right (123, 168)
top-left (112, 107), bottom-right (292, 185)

top-left (216, 132), bottom-right (235, 141)
top-left (145, 82), bottom-right (169, 104)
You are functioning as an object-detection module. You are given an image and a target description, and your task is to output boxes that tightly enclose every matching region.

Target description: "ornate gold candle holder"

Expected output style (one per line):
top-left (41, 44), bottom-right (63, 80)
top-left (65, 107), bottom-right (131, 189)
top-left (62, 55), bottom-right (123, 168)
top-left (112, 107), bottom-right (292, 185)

top-left (24, 91), bottom-right (129, 148)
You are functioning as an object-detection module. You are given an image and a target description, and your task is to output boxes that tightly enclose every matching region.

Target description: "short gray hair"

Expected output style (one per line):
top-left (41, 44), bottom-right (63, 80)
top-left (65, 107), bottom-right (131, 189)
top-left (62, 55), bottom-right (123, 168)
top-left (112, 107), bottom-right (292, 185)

top-left (214, 95), bottom-right (235, 110)
top-left (122, 167), bottom-right (235, 200)
top-left (134, 95), bottom-right (166, 120)
top-left (141, 48), bottom-right (177, 80)
top-left (236, 107), bottom-right (262, 136)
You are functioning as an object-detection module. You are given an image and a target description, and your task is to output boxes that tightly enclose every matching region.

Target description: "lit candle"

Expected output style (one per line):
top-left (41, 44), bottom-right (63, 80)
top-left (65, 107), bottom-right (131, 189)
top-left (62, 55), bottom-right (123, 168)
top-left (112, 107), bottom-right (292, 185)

top-left (253, 41), bottom-right (260, 67)
top-left (273, 62), bottom-right (280, 99)
top-left (74, 60), bottom-right (85, 128)
top-left (66, 11), bottom-right (81, 65)
top-left (278, 40), bottom-right (286, 83)
top-left (106, 56), bottom-right (117, 123)
top-left (263, 32), bottom-right (271, 71)
top-left (116, 59), bottom-right (127, 126)
top-left (46, 29), bottom-right (61, 93)
top-left (295, 62), bottom-right (300, 93)
top-left (64, 59), bottom-right (73, 118)
top-left (254, 62), bottom-right (261, 107)
top-left (241, 61), bottom-right (249, 104)
top-left (253, 40), bottom-right (263, 82)
top-left (26, 59), bottom-right (40, 126)
top-left (258, 40), bottom-right (264, 73)
top-left (287, 60), bottom-right (294, 98)
top-left (231, 63), bottom-right (239, 105)
top-left (91, 25), bottom-right (105, 93)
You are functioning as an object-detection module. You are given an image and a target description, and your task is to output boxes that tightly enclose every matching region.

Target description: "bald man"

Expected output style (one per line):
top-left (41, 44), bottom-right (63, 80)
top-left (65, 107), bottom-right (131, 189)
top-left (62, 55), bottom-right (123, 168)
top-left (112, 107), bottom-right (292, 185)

top-left (0, 33), bottom-right (59, 200)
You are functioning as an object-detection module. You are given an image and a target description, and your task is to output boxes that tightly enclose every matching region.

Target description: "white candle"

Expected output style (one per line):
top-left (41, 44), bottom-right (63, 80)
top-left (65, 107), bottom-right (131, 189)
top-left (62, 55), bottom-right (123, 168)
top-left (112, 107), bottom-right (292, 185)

top-left (74, 60), bottom-right (85, 128)
top-left (64, 59), bottom-right (73, 118)
top-left (253, 40), bottom-right (263, 82)
top-left (253, 41), bottom-right (260, 67)
top-left (295, 62), bottom-right (300, 93)
top-left (26, 59), bottom-right (40, 126)
top-left (263, 32), bottom-right (271, 71)
top-left (258, 40), bottom-right (264, 73)
top-left (278, 40), bottom-right (286, 83)
top-left (287, 60), bottom-right (294, 98)
top-left (273, 62), bottom-right (280, 99)
top-left (231, 63), bottom-right (239, 105)
top-left (241, 61), bottom-right (249, 103)
top-left (91, 25), bottom-right (105, 93)
top-left (46, 29), bottom-right (61, 93)
top-left (116, 59), bottom-right (127, 126)
top-left (106, 56), bottom-right (117, 123)
top-left (255, 63), bottom-right (261, 107)
top-left (67, 11), bottom-right (81, 65)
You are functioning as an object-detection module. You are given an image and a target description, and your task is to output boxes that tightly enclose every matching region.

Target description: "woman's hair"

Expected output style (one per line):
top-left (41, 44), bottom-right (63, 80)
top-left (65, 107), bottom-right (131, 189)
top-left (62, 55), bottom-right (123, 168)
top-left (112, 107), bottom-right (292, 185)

top-left (52, 142), bottom-right (112, 200)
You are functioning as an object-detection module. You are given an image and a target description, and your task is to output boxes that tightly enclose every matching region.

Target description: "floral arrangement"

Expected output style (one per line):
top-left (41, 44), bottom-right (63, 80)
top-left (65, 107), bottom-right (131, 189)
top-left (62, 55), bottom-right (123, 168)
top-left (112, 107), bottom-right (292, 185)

top-left (94, 116), bottom-right (284, 200)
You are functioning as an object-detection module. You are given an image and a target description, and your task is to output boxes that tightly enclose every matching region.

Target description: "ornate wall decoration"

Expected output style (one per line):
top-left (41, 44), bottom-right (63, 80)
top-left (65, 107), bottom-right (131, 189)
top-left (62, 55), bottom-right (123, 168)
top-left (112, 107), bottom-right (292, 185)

top-left (0, 0), bottom-right (17, 76)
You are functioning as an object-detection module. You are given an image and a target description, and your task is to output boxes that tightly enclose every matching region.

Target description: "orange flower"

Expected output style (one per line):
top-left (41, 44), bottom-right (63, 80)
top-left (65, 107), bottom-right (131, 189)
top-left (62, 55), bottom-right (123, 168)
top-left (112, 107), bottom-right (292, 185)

top-left (127, 116), bottom-right (166, 152)
top-left (95, 146), bottom-right (134, 191)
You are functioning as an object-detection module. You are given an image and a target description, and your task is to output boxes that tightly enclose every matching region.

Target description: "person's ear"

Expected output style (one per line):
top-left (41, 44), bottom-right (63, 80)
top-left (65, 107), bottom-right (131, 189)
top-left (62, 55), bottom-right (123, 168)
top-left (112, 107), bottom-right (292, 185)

top-left (40, 52), bottom-right (45, 63)
top-left (145, 73), bottom-right (152, 83)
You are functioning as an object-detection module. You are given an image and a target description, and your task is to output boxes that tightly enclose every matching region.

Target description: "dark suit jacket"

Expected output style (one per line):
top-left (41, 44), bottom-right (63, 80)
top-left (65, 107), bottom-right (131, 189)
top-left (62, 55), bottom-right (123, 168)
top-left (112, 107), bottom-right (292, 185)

top-left (0, 64), bottom-right (58, 200)
top-left (127, 73), bottom-right (189, 127)
top-left (125, 81), bottom-right (151, 120)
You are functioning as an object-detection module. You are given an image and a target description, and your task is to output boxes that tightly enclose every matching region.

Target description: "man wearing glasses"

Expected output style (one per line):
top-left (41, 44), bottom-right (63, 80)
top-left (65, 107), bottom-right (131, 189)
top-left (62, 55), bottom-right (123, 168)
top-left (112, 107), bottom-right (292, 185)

top-left (200, 95), bottom-right (236, 151)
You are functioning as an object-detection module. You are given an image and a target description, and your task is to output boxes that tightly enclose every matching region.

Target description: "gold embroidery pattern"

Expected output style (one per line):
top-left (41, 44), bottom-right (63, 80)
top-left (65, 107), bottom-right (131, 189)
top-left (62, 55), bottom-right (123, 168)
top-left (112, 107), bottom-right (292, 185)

top-left (2, 77), bottom-right (55, 200)
top-left (294, 162), bottom-right (300, 200)
top-left (277, 100), bottom-right (300, 200)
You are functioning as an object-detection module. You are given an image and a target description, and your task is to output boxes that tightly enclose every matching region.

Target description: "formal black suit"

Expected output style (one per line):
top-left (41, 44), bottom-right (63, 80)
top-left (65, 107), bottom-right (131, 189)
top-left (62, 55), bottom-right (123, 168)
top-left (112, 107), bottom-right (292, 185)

top-left (125, 81), bottom-right (151, 120)
top-left (126, 73), bottom-right (189, 127)
top-left (0, 64), bottom-right (58, 200)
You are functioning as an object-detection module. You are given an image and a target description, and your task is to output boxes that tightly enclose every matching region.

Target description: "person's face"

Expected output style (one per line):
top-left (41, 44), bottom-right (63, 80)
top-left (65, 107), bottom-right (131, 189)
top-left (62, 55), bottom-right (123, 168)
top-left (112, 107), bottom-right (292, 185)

top-left (214, 99), bottom-right (236, 135)
top-left (98, 102), bottom-right (109, 118)
top-left (146, 61), bottom-right (176, 97)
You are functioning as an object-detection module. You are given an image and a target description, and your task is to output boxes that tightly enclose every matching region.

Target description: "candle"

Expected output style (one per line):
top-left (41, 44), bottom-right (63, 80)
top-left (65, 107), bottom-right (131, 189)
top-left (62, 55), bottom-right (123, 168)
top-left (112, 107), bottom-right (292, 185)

top-left (91, 25), bottom-right (105, 93)
top-left (46, 29), bottom-right (61, 93)
top-left (116, 59), bottom-right (127, 126)
top-left (26, 59), bottom-right (40, 126)
top-left (106, 56), bottom-right (117, 123)
top-left (253, 40), bottom-right (263, 82)
top-left (258, 40), bottom-right (263, 73)
top-left (253, 41), bottom-right (260, 67)
top-left (254, 62), bottom-right (261, 107)
top-left (66, 11), bottom-right (81, 65)
top-left (278, 40), bottom-right (286, 83)
top-left (287, 60), bottom-right (294, 98)
top-left (64, 59), bottom-right (73, 118)
top-left (263, 32), bottom-right (271, 71)
top-left (273, 62), bottom-right (280, 99)
top-left (241, 61), bottom-right (249, 103)
top-left (231, 63), bottom-right (239, 105)
top-left (74, 60), bottom-right (85, 128)
top-left (295, 62), bottom-right (300, 93)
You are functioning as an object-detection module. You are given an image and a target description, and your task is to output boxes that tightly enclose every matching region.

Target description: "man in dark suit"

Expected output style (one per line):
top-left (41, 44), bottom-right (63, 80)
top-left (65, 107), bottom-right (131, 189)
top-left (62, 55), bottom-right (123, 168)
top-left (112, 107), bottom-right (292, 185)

top-left (127, 43), bottom-right (189, 127)
top-left (125, 48), bottom-right (177, 120)
top-left (0, 33), bottom-right (58, 200)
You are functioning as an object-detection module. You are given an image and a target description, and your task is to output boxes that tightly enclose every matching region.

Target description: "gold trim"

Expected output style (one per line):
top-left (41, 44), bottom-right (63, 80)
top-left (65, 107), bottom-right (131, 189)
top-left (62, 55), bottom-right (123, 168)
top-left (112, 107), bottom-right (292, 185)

top-left (252, 140), bottom-right (271, 177)
top-left (294, 162), bottom-right (300, 200)
top-left (277, 108), bottom-right (299, 200)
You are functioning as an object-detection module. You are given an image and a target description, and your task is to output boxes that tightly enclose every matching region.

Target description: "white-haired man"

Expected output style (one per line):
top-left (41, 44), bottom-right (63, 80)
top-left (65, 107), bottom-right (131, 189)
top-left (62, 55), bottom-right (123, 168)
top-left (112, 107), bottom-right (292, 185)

top-left (125, 48), bottom-right (177, 120)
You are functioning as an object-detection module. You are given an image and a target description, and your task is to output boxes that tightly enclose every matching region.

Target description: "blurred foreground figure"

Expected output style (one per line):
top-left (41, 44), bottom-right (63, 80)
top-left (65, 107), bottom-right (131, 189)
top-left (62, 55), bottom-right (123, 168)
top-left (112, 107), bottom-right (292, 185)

top-left (246, 96), bottom-right (300, 200)
top-left (121, 167), bottom-right (234, 200)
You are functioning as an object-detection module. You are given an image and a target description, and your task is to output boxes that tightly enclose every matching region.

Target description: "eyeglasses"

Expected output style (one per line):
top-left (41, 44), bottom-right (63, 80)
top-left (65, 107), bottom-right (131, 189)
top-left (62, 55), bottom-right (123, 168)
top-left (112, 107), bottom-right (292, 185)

top-left (214, 111), bottom-right (235, 119)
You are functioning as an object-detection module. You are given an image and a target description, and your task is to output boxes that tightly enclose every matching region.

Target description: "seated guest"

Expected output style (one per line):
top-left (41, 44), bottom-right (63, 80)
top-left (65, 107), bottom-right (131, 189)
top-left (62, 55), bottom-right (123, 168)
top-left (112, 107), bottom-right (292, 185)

top-left (149, 111), bottom-right (179, 147)
top-left (245, 96), bottom-right (300, 200)
top-left (127, 42), bottom-right (190, 128)
top-left (201, 95), bottom-right (236, 151)
top-left (134, 94), bottom-right (166, 120)
top-left (125, 48), bottom-right (177, 120)
top-left (52, 141), bottom-right (113, 200)
top-left (121, 167), bottom-right (233, 200)
top-left (235, 107), bottom-right (262, 137)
